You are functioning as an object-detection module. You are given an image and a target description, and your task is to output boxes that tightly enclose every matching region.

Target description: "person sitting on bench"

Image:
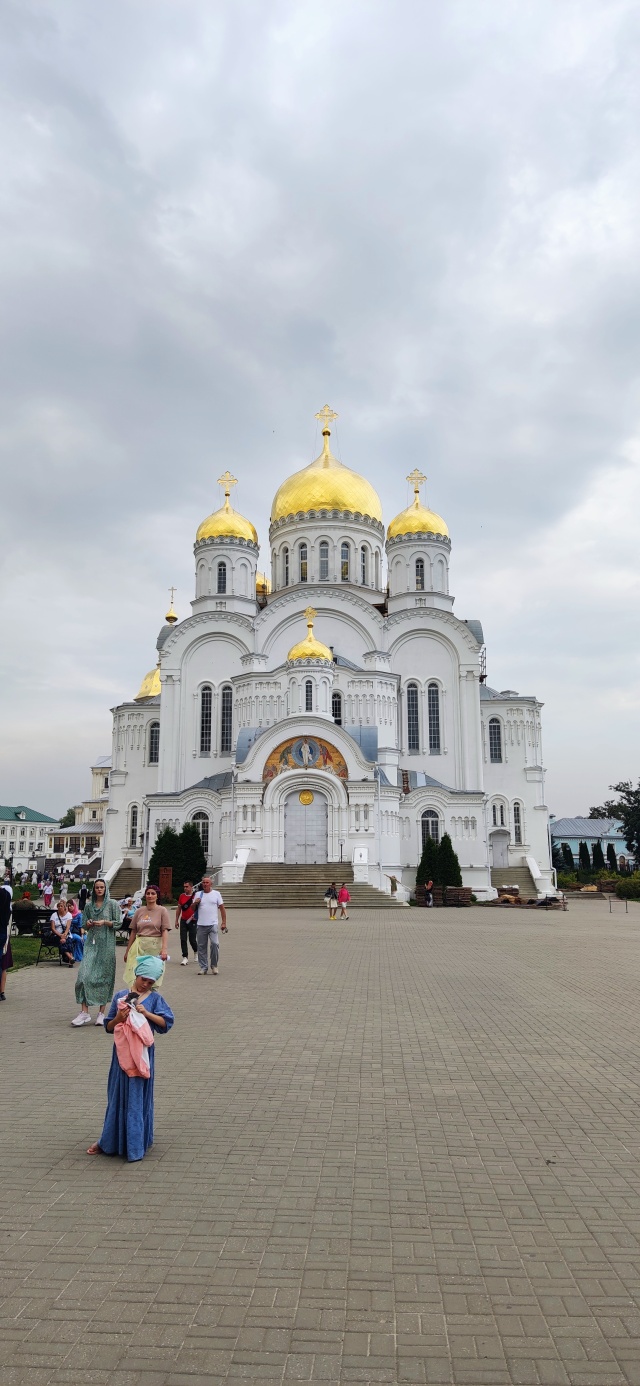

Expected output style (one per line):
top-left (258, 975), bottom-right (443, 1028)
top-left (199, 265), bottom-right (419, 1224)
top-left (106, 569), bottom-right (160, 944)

top-left (49, 902), bottom-right (75, 967)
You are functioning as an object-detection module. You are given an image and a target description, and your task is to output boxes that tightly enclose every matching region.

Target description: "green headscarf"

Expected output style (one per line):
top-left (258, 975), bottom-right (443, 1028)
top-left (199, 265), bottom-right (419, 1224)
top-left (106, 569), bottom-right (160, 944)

top-left (83, 879), bottom-right (119, 923)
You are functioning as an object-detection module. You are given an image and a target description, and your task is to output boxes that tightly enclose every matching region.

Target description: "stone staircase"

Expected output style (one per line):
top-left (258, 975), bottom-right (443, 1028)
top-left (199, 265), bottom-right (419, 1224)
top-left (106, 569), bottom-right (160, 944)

top-left (109, 860), bottom-right (143, 899)
top-left (490, 865), bottom-right (538, 898)
top-left (220, 863), bottom-right (396, 910)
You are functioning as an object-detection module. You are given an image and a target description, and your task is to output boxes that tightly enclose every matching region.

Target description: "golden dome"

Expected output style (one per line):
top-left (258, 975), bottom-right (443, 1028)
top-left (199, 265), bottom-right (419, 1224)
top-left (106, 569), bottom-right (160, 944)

top-left (387, 468), bottom-right (449, 540)
top-left (271, 406), bottom-right (382, 525)
top-left (287, 606), bottom-right (333, 664)
top-left (134, 663), bottom-right (161, 701)
top-left (196, 470), bottom-right (258, 545)
top-left (256, 571), bottom-right (272, 596)
top-left (165, 588), bottom-right (178, 624)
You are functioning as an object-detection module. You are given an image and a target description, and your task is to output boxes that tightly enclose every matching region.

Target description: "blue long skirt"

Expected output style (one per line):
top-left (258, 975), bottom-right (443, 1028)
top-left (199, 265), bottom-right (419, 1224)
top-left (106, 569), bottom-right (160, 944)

top-left (97, 989), bottom-right (174, 1162)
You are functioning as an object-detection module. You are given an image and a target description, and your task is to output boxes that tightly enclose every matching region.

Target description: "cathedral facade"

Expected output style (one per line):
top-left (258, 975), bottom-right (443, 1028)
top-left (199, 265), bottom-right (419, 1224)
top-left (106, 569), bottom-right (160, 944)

top-left (102, 408), bottom-right (553, 899)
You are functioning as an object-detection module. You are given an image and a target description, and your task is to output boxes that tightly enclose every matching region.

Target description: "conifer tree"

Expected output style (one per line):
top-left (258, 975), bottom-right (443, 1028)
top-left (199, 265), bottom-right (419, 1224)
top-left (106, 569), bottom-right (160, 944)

top-left (180, 822), bottom-right (207, 884)
top-left (592, 840), bottom-right (606, 872)
top-left (561, 843), bottom-right (575, 871)
top-left (578, 841), bottom-right (591, 874)
top-left (606, 842), bottom-right (618, 873)
top-left (147, 828), bottom-right (184, 893)
top-left (437, 832), bottom-right (462, 887)
top-left (416, 834), bottom-right (440, 887)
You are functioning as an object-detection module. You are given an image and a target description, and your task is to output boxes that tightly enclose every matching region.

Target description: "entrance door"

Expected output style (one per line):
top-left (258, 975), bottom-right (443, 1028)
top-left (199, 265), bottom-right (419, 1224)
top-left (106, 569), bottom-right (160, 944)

top-left (490, 830), bottom-right (510, 868)
top-left (284, 790), bottom-right (328, 864)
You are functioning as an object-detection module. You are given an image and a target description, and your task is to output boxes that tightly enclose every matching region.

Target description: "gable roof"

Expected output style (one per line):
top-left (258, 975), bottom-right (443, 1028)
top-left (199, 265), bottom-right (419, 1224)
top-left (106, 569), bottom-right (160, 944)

top-left (550, 817), bottom-right (624, 839)
top-left (0, 805), bottom-right (58, 824)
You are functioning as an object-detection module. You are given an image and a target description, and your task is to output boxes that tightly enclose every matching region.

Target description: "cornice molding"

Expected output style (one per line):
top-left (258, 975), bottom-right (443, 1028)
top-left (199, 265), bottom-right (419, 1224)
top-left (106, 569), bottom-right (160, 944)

top-left (269, 510), bottom-right (384, 538)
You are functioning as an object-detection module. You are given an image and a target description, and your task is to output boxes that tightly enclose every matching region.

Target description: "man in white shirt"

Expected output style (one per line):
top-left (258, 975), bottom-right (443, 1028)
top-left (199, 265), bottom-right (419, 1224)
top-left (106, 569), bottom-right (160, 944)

top-left (194, 877), bottom-right (226, 975)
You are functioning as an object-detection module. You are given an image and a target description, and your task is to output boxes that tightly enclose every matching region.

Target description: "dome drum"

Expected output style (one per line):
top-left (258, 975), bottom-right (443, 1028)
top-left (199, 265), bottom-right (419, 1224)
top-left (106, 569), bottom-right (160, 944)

top-left (194, 533), bottom-right (259, 553)
top-left (386, 529), bottom-right (451, 550)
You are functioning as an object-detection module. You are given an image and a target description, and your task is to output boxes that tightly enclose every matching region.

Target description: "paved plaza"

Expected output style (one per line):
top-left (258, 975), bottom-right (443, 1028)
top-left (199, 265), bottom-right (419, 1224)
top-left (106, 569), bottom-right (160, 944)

top-left (3, 901), bottom-right (640, 1386)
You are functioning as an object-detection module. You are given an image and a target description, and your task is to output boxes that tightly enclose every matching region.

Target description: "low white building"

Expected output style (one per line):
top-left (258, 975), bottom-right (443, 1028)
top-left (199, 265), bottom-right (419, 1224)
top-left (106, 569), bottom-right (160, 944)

top-left (102, 410), bottom-right (554, 899)
top-left (0, 805), bottom-right (59, 874)
top-left (50, 757), bottom-right (111, 872)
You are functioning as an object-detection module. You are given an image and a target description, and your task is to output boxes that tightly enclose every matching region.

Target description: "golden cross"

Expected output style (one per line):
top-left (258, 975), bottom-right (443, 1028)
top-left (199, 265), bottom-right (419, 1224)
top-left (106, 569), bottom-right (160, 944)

top-left (315, 404), bottom-right (338, 433)
top-left (168, 585), bottom-right (176, 605)
top-left (304, 606), bottom-right (316, 633)
top-left (217, 470), bottom-right (238, 504)
top-left (407, 468), bottom-right (426, 500)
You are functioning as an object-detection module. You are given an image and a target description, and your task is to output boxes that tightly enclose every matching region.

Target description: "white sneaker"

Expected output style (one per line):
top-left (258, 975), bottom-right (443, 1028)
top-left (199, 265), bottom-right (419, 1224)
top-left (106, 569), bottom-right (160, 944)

top-left (212, 967), bottom-right (219, 974)
top-left (71, 1013), bottom-right (91, 1026)
top-left (197, 969), bottom-right (207, 975)
top-left (181, 958), bottom-right (188, 966)
top-left (95, 1013), bottom-right (105, 1026)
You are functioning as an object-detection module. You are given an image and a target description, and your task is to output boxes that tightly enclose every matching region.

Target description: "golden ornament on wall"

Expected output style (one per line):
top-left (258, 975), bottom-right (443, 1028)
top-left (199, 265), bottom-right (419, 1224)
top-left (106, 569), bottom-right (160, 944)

top-left (299, 790), bottom-right (314, 806)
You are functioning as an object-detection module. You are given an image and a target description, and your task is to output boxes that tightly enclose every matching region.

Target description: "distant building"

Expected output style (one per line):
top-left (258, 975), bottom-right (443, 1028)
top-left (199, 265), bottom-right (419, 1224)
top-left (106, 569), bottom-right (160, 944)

top-left (0, 805), bottom-right (59, 873)
top-left (550, 817), bottom-right (630, 868)
top-left (50, 757), bottom-right (111, 871)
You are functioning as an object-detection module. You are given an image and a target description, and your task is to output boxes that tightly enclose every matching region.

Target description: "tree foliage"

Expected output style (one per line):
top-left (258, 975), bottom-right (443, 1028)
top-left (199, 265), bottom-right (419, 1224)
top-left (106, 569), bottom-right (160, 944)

top-left (578, 841), bottom-right (591, 873)
top-left (180, 823), bottom-right (207, 885)
top-left (438, 833), bottom-right (463, 888)
top-left (607, 780), bottom-right (640, 861)
top-left (591, 840), bottom-right (606, 872)
top-left (588, 801), bottom-right (621, 820)
top-left (561, 843), bottom-right (575, 871)
top-left (147, 828), bottom-right (184, 893)
top-left (59, 807), bottom-right (76, 828)
top-left (416, 834), bottom-right (440, 887)
top-left (606, 843), bottom-right (619, 873)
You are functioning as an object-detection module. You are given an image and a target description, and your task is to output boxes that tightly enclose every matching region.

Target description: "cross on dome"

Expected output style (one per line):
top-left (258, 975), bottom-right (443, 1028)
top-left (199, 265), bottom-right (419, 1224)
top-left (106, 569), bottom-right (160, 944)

top-left (315, 404), bottom-right (338, 433)
top-left (304, 606), bottom-right (317, 633)
top-left (407, 468), bottom-right (427, 501)
top-left (165, 586), bottom-right (178, 625)
top-left (217, 470), bottom-right (238, 508)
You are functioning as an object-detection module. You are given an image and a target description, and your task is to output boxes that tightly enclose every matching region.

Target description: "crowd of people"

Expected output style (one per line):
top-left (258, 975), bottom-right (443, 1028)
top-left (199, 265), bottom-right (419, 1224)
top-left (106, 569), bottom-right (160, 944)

top-left (1, 870), bottom-right (229, 1163)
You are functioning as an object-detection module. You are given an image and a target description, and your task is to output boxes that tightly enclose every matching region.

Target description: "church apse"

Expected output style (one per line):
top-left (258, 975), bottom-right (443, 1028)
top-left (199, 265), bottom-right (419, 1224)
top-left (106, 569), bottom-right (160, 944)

top-left (263, 736), bottom-right (348, 781)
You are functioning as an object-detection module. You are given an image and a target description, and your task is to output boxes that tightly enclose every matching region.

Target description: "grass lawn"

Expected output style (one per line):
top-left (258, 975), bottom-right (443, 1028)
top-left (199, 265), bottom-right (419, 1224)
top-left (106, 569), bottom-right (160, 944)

top-left (9, 936), bottom-right (42, 969)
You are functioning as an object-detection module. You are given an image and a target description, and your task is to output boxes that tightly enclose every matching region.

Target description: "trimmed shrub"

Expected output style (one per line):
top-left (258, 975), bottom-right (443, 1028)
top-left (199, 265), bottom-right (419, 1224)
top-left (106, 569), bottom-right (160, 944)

top-left (606, 843), bottom-right (619, 873)
top-left (592, 841), bottom-right (606, 872)
top-left (615, 873), bottom-right (640, 900)
top-left (438, 833), bottom-right (462, 888)
top-left (416, 834), bottom-right (440, 888)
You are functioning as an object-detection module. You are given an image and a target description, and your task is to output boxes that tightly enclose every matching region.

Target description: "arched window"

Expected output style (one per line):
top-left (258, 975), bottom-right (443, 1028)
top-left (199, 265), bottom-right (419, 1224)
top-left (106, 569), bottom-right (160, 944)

top-left (415, 557), bottom-right (425, 591)
top-left (319, 541), bottom-right (329, 581)
top-left (513, 803), bottom-right (522, 844)
top-left (332, 691), bottom-right (342, 725)
top-left (492, 804), bottom-right (497, 826)
top-left (500, 804), bottom-right (505, 826)
top-left (427, 683), bottom-right (440, 753)
top-left (340, 542), bottom-right (350, 582)
top-left (298, 543), bottom-right (308, 583)
top-left (148, 721), bottom-right (160, 765)
top-left (360, 546), bottom-right (368, 585)
top-left (489, 717), bottom-right (502, 762)
top-left (220, 685), bottom-right (233, 754)
top-left (407, 683), bottom-right (420, 752)
top-left (200, 686), bottom-right (212, 755)
top-left (216, 562), bottom-right (227, 594)
top-left (421, 809), bottom-right (440, 847)
top-left (129, 805), bottom-right (138, 849)
top-left (305, 680), bottom-right (313, 712)
top-left (192, 811), bottom-right (209, 857)
top-left (282, 547), bottom-right (289, 587)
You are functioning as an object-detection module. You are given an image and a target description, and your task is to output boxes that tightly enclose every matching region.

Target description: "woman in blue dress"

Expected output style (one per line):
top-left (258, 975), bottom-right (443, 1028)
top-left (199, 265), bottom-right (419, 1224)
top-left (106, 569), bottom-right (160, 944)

top-left (87, 955), bottom-right (174, 1162)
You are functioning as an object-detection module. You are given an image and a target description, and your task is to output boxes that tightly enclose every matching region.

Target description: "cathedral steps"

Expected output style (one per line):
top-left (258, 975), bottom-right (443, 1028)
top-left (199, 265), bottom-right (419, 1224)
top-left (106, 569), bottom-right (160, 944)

top-left (219, 862), bottom-right (397, 909)
top-left (109, 861), bottom-right (143, 898)
top-left (490, 865), bottom-right (538, 898)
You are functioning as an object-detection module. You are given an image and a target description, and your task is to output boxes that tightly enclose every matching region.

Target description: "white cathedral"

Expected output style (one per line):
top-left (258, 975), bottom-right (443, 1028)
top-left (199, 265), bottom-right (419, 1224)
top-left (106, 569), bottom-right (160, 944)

top-left (102, 406), bottom-right (554, 900)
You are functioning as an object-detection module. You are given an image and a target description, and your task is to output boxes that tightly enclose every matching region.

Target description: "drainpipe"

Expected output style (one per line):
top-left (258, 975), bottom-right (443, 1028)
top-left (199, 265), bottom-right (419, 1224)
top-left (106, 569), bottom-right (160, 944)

top-left (376, 764), bottom-right (383, 890)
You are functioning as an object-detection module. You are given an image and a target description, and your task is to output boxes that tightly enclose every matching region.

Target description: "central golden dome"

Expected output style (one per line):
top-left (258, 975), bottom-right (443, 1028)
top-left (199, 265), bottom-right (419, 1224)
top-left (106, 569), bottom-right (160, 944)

top-left (271, 409), bottom-right (382, 525)
top-left (287, 606), bottom-right (333, 664)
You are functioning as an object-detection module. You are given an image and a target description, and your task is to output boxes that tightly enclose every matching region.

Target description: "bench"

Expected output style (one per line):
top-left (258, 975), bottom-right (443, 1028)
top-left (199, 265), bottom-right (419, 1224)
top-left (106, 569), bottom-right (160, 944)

top-left (12, 906), bottom-right (55, 937)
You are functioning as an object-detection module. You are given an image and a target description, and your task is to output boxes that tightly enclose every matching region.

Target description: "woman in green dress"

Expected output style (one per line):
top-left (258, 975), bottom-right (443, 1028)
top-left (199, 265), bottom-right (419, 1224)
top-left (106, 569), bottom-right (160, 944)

top-left (71, 880), bottom-right (120, 1028)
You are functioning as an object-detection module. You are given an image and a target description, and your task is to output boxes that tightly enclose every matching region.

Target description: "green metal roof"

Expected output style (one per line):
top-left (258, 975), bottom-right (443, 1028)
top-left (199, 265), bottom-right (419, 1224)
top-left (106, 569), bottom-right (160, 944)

top-left (0, 805), bottom-right (58, 824)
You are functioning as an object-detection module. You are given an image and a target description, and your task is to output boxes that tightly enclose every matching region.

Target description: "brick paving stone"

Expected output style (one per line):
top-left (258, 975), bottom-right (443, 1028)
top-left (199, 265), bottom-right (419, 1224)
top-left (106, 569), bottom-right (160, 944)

top-left (3, 901), bottom-right (640, 1383)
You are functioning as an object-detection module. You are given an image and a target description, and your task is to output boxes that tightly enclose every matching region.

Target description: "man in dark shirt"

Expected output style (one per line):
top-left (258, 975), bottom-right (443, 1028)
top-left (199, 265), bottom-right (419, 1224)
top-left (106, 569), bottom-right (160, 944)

top-left (175, 880), bottom-right (198, 966)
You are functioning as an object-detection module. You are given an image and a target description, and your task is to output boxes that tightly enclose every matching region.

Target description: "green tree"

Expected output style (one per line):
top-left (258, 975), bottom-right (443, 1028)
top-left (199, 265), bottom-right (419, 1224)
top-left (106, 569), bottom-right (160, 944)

top-left (607, 780), bottom-right (640, 863)
top-left (438, 832), bottom-right (462, 888)
top-left (561, 843), bottom-right (575, 871)
top-left (179, 823), bottom-right (207, 885)
top-left (147, 828), bottom-right (184, 894)
top-left (551, 841), bottom-right (564, 872)
top-left (588, 801), bottom-right (621, 819)
top-left (592, 840), bottom-right (606, 872)
top-left (59, 807), bottom-right (76, 828)
top-left (578, 841), bottom-right (591, 873)
top-left (416, 834), bottom-right (440, 888)
top-left (606, 843), bottom-right (618, 873)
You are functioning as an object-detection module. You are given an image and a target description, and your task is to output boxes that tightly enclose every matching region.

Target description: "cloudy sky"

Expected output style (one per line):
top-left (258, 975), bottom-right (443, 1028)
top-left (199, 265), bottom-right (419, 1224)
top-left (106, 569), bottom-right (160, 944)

top-left (2, 0), bottom-right (639, 820)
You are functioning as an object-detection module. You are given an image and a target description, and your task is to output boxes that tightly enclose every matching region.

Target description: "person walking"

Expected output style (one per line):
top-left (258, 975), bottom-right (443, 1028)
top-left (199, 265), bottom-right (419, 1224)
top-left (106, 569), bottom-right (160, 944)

top-left (123, 884), bottom-right (170, 986)
top-left (71, 879), bottom-right (119, 1027)
top-left (338, 883), bottom-right (351, 919)
top-left (87, 955), bottom-right (174, 1162)
top-left (324, 882), bottom-right (338, 920)
top-left (43, 879), bottom-right (54, 910)
top-left (194, 876), bottom-right (226, 975)
top-left (78, 882), bottom-right (88, 912)
top-left (0, 879), bottom-right (12, 1001)
top-left (175, 880), bottom-right (198, 965)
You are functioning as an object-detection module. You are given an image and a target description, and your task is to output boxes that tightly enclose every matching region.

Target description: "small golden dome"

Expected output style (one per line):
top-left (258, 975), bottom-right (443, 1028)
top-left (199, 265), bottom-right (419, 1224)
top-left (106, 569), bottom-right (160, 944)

top-left (287, 606), bottom-right (333, 664)
top-left (256, 571), bottom-right (272, 596)
top-left (271, 406), bottom-right (382, 525)
top-left (387, 468), bottom-right (449, 540)
top-left (134, 664), bottom-right (161, 701)
top-left (196, 470), bottom-right (258, 545)
top-left (165, 588), bottom-right (178, 624)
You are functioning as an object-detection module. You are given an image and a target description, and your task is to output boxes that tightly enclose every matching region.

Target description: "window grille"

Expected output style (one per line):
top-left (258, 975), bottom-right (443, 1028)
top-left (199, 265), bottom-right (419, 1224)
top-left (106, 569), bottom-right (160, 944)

top-left (319, 542), bottom-right (329, 580)
top-left (341, 542), bottom-right (349, 581)
top-left (332, 691), bottom-right (342, 724)
top-left (492, 804), bottom-right (497, 825)
top-left (421, 810), bottom-right (440, 847)
top-left (360, 546), bottom-right (367, 585)
top-left (407, 683), bottom-right (420, 752)
top-left (200, 687), bottom-right (212, 755)
top-left (513, 803), bottom-right (522, 843)
top-left (415, 557), bottom-right (425, 591)
top-left (299, 543), bottom-right (308, 582)
top-left (489, 718), bottom-right (502, 762)
top-left (427, 683), bottom-right (440, 752)
top-left (217, 562), bottom-right (227, 594)
top-left (282, 547), bottom-right (289, 586)
top-left (148, 721), bottom-right (160, 765)
top-left (220, 686), bottom-right (233, 754)
top-left (305, 680), bottom-right (313, 711)
top-left (192, 811), bottom-right (209, 856)
top-left (130, 805), bottom-right (138, 849)
top-left (500, 804), bottom-right (505, 826)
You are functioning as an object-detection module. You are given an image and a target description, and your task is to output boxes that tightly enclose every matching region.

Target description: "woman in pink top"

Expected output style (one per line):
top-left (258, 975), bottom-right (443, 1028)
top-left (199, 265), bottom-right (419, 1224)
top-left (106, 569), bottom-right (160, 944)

top-left (337, 884), bottom-right (350, 919)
